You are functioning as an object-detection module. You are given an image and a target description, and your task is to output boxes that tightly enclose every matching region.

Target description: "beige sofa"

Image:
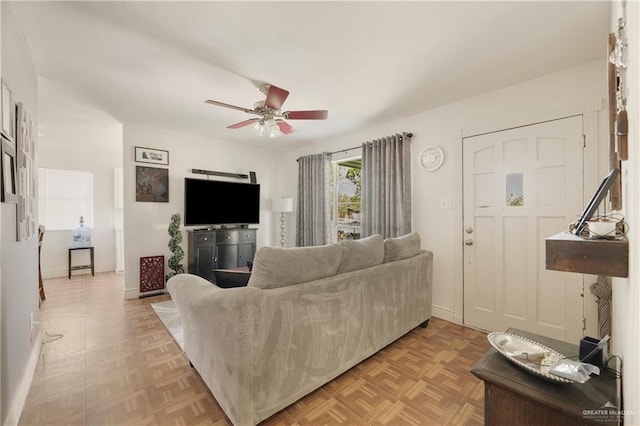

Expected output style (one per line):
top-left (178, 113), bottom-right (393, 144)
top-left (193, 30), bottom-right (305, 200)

top-left (167, 232), bottom-right (432, 426)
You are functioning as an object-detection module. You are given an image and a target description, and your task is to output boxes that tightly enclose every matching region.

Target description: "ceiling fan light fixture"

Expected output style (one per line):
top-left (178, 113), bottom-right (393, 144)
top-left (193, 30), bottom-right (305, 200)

top-left (249, 118), bottom-right (281, 138)
top-left (266, 119), bottom-right (280, 138)
top-left (206, 83), bottom-right (327, 136)
top-left (250, 120), bottom-right (264, 136)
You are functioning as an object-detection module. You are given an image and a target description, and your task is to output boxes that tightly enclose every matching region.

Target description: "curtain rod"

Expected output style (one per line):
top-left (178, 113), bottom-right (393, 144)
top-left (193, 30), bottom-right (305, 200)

top-left (329, 132), bottom-right (413, 156)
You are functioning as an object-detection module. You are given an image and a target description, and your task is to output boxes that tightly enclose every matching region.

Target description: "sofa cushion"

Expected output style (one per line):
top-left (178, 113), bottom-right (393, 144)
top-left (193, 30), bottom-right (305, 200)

top-left (248, 244), bottom-right (342, 289)
top-left (337, 234), bottom-right (384, 274)
top-left (383, 232), bottom-right (421, 263)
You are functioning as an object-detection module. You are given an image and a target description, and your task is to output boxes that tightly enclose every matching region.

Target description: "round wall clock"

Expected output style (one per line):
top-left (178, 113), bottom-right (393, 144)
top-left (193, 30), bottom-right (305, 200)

top-left (418, 145), bottom-right (444, 171)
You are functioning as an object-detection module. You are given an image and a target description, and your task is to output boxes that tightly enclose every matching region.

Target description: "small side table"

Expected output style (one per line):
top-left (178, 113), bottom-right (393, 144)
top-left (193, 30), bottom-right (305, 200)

top-left (471, 328), bottom-right (619, 425)
top-left (68, 247), bottom-right (95, 279)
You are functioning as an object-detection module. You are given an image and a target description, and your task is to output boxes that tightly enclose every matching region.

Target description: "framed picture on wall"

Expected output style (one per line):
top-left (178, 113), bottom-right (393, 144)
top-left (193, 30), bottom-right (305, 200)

top-left (135, 166), bottom-right (169, 202)
top-left (135, 146), bottom-right (169, 166)
top-left (1, 79), bottom-right (15, 140)
top-left (1, 135), bottom-right (18, 204)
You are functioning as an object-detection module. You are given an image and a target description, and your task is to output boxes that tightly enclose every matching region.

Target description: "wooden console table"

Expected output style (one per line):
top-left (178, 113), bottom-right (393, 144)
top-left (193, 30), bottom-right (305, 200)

top-left (472, 328), bottom-right (619, 425)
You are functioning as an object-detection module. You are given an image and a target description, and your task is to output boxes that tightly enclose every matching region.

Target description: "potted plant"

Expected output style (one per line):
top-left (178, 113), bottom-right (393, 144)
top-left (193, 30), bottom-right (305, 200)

top-left (167, 213), bottom-right (185, 279)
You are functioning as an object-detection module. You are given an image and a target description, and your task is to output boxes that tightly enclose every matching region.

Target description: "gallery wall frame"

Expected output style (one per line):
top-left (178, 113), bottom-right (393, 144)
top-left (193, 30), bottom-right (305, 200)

top-left (135, 166), bottom-right (169, 202)
top-left (1, 134), bottom-right (18, 204)
top-left (135, 146), bottom-right (169, 166)
top-left (1, 79), bottom-right (15, 141)
top-left (16, 102), bottom-right (37, 241)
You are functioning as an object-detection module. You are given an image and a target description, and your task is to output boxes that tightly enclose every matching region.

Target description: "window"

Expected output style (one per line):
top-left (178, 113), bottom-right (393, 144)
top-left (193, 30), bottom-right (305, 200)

top-left (332, 158), bottom-right (361, 241)
top-left (38, 168), bottom-right (94, 230)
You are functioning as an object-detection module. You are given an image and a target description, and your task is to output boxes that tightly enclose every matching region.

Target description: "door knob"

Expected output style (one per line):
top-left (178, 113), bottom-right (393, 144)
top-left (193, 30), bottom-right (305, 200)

top-left (464, 239), bottom-right (474, 246)
top-left (465, 227), bottom-right (474, 234)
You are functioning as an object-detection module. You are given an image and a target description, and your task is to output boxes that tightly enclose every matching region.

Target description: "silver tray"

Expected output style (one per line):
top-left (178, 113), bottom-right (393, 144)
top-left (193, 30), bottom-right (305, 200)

top-left (487, 332), bottom-right (574, 384)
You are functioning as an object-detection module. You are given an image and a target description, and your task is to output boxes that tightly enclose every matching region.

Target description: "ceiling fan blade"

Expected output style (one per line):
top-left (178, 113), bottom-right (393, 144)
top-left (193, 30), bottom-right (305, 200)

top-left (283, 110), bottom-right (328, 120)
top-left (264, 85), bottom-right (290, 110)
top-left (275, 119), bottom-right (296, 135)
top-left (227, 118), bottom-right (260, 129)
top-left (205, 99), bottom-right (254, 114)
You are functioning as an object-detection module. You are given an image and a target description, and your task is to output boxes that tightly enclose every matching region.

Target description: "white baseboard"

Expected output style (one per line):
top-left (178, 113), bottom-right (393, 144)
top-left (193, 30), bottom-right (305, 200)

top-left (43, 265), bottom-right (118, 280)
top-left (431, 305), bottom-right (456, 323)
top-left (123, 287), bottom-right (140, 300)
top-left (4, 331), bottom-right (42, 426)
top-left (42, 269), bottom-right (68, 279)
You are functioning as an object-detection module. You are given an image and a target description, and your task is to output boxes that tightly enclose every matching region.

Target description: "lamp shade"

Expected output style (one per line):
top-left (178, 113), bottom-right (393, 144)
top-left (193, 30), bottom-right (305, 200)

top-left (272, 197), bottom-right (294, 213)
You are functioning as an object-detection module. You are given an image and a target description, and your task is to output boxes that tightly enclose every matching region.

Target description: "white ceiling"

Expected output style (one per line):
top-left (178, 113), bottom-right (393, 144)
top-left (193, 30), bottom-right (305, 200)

top-left (11, 1), bottom-right (611, 150)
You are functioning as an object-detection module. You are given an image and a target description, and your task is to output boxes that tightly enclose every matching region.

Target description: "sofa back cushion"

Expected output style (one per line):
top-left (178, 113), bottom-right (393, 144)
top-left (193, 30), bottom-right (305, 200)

top-left (248, 244), bottom-right (342, 290)
top-left (383, 232), bottom-right (421, 263)
top-left (337, 234), bottom-right (384, 274)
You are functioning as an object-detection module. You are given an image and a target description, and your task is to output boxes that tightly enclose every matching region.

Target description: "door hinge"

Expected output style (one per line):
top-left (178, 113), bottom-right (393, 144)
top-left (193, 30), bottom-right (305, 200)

top-left (582, 318), bottom-right (587, 331)
top-left (583, 134), bottom-right (586, 148)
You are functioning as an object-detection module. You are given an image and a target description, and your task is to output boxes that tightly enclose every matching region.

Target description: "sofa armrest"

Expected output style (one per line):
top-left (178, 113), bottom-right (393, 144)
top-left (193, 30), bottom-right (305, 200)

top-left (166, 274), bottom-right (263, 426)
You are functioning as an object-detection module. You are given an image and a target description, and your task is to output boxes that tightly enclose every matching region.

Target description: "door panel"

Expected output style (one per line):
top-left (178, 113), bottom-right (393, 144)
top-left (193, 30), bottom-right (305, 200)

top-left (217, 245), bottom-right (238, 269)
top-left (195, 246), bottom-right (214, 281)
top-left (463, 116), bottom-right (584, 342)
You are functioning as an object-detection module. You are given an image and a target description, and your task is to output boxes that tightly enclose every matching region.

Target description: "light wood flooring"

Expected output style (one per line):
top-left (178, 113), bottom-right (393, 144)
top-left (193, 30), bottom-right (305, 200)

top-left (19, 273), bottom-right (490, 425)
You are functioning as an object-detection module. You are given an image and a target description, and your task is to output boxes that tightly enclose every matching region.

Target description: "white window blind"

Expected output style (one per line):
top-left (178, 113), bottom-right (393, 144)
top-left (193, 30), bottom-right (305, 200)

top-left (38, 168), bottom-right (94, 230)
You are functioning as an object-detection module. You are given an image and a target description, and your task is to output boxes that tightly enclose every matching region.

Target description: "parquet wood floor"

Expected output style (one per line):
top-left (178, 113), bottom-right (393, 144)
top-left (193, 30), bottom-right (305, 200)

top-left (19, 273), bottom-right (490, 426)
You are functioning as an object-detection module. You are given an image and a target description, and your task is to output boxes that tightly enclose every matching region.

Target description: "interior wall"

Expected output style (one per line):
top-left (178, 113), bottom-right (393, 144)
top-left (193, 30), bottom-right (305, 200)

top-left (611, 1), bottom-right (639, 423)
top-left (281, 60), bottom-right (607, 323)
top-left (121, 123), bottom-right (281, 298)
top-left (0, 0), bottom-right (4, 419)
top-left (36, 79), bottom-right (123, 278)
top-left (1, 4), bottom-right (39, 423)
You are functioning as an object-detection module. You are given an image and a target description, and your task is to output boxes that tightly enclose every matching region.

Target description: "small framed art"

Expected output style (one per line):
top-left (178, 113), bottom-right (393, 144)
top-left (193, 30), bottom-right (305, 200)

top-left (1, 135), bottom-right (18, 203)
top-left (1, 79), bottom-right (15, 140)
top-left (135, 146), bottom-right (169, 165)
top-left (136, 166), bottom-right (169, 202)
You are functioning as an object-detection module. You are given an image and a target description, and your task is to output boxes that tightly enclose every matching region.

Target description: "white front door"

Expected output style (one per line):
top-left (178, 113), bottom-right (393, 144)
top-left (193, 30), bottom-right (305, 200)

top-left (463, 116), bottom-right (585, 342)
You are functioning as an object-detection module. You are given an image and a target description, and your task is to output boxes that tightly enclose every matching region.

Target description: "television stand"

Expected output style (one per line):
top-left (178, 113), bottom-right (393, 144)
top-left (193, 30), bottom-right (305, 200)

top-left (187, 228), bottom-right (256, 282)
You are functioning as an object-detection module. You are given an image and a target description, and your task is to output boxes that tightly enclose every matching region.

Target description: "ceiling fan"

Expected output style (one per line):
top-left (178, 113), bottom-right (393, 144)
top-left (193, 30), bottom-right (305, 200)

top-left (205, 84), bottom-right (328, 136)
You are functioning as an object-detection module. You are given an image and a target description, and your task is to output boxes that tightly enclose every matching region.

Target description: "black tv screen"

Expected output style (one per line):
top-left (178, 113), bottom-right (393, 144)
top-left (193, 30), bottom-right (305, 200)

top-left (184, 178), bottom-right (260, 226)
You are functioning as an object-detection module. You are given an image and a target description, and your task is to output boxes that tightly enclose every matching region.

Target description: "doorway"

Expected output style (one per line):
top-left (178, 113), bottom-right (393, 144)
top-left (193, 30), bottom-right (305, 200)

top-left (462, 116), bottom-right (586, 342)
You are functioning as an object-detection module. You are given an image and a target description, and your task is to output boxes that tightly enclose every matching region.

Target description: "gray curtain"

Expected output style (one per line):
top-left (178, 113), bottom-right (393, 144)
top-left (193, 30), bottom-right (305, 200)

top-left (361, 132), bottom-right (412, 238)
top-left (296, 152), bottom-right (332, 246)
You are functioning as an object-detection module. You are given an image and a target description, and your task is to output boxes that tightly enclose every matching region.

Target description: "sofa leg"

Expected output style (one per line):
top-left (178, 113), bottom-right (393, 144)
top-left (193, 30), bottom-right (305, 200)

top-left (419, 319), bottom-right (430, 329)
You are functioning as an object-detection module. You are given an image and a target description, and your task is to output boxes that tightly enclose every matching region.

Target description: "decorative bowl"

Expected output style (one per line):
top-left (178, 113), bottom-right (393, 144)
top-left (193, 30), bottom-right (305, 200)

top-left (487, 332), bottom-right (575, 384)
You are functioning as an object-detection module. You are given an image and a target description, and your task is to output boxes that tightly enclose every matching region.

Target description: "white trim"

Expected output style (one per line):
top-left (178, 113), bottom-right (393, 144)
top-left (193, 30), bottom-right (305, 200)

top-left (43, 266), bottom-right (118, 280)
top-left (431, 305), bottom-right (455, 323)
top-left (461, 99), bottom-right (604, 139)
top-left (42, 269), bottom-right (71, 279)
top-left (4, 331), bottom-right (42, 426)
top-left (124, 287), bottom-right (140, 300)
top-left (453, 131), bottom-right (465, 327)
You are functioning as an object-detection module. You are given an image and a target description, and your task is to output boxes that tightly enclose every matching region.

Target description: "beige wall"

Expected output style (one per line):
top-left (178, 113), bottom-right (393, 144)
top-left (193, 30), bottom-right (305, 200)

top-left (1, 4), bottom-right (40, 424)
top-left (611, 1), bottom-right (640, 424)
top-left (121, 123), bottom-right (282, 298)
top-left (281, 60), bottom-right (608, 324)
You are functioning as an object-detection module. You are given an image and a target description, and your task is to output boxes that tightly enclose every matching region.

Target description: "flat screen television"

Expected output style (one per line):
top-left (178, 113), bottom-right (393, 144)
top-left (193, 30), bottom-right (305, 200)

top-left (184, 178), bottom-right (260, 226)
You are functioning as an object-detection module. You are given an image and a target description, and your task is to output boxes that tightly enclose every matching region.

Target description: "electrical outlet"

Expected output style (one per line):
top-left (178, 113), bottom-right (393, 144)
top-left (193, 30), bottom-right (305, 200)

top-left (440, 198), bottom-right (453, 209)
